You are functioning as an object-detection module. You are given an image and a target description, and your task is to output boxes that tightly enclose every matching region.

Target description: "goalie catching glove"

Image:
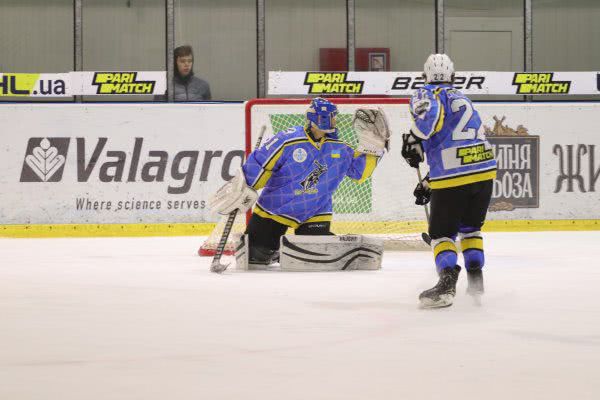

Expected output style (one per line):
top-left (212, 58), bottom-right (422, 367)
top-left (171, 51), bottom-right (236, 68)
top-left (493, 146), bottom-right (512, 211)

top-left (208, 168), bottom-right (258, 215)
top-left (353, 108), bottom-right (391, 156)
top-left (401, 131), bottom-right (425, 168)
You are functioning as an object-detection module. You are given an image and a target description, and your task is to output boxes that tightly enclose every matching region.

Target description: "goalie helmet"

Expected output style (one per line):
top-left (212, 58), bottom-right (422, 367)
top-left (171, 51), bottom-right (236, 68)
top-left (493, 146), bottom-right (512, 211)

top-left (423, 53), bottom-right (455, 84)
top-left (306, 97), bottom-right (338, 133)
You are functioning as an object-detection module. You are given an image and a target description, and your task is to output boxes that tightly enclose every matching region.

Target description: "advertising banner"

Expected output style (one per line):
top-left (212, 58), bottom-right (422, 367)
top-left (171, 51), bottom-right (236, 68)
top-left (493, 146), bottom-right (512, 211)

top-left (0, 104), bottom-right (244, 224)
top-left (0, 71), bottom-right (166, 97)
top-left (1, 102), bottom-right (599, 230)
top-left (268, 71), bottom-right (600, 96)
top-left (74, 71), bottom-right (166, 96)
top-left (477, 104), bottom-right (600, 221)
top-left (0, 73), bottom-right (71, 97)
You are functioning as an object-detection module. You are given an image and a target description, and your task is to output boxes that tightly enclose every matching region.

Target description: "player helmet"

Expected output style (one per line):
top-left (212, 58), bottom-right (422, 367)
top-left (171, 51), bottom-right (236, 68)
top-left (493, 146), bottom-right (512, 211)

top-left (423, 54), bottom-right (455, 83)
top-left (306, 97), bottom-right (338, 133)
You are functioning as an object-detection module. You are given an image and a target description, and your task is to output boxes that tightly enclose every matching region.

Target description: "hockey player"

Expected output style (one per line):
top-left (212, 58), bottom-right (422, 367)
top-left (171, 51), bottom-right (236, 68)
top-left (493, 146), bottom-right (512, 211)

top-left (209, 97), bottom-right (390, 269)
top-left (402, 54), bottom-right (497, 308)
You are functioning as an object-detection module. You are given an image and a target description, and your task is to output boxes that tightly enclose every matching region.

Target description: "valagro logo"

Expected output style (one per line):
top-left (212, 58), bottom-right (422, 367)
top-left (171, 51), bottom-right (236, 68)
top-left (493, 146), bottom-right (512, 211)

top-left (485, 116), bottom-right (540, 211)
top-left (92, 72), bottom-right (155, 94)
top-left (304, 73), bottom-right (363, 95)
top-left (20, 138), bottom-right (70, 182)
top-left (512, 73), bottom-right (570, 94)
top-left (19, 137), bottom-right (243, 194)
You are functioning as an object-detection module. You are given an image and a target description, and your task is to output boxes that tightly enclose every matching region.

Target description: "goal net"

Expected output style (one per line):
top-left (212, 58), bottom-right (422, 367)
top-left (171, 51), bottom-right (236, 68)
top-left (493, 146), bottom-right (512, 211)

top-left (199, 98), bottom-right (428, 256)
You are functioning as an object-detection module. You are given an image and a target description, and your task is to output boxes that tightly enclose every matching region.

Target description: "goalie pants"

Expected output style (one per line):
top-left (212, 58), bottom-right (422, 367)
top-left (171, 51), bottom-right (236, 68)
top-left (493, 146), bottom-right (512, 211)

top-left (245, 213), bottom-right (333, 251)
top-left (428, 179), bottom-right (493, 272)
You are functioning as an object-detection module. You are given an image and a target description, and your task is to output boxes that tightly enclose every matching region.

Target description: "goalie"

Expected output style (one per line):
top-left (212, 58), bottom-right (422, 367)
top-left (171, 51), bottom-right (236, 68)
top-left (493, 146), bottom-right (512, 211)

top-left (209, 97), bottom-right (390, 270)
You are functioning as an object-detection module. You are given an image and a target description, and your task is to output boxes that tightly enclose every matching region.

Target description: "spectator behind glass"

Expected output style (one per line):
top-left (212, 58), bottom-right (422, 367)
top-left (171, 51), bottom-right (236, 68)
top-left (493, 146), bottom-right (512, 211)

top-left (171, 45), bottom-right (211, 101)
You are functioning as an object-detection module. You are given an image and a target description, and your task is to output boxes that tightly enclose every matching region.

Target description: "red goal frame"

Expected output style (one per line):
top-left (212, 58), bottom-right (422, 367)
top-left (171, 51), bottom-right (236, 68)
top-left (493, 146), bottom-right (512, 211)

top-left (244, 97), bottom-right (409, 156)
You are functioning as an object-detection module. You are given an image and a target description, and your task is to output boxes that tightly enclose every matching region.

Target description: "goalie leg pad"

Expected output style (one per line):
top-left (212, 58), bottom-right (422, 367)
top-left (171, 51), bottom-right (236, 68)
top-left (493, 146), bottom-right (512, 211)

top-left (279, 235), bottom-right (384, 272)
top-left (235, 234), bottom-right (281, 271)
top-left (234, 234), bottom-right (249, 270)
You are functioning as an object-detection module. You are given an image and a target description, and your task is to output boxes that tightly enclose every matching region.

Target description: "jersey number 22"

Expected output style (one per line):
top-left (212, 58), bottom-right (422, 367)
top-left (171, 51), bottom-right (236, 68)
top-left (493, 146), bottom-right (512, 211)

top-left (450, 98), bottom-right (482, 141)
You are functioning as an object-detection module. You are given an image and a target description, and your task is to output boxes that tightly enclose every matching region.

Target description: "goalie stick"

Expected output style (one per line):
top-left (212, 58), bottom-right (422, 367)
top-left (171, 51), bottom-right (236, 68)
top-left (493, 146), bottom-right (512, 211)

top-left (416, 166), bottom-right (432, 246)
top-left (210, 125), bottom-right (267, 273)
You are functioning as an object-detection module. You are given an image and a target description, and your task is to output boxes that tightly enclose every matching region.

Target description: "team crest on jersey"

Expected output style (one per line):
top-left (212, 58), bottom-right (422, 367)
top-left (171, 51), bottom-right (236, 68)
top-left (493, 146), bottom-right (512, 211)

top-left (293, 148), bottom-right (307, 163)
top-left (296, 160), bottom-right (328, 195)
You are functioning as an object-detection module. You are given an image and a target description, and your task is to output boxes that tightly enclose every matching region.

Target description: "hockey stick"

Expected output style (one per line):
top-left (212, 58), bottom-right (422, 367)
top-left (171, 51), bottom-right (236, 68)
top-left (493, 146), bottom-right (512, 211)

top-left (416, 166), bottom-right (432, 246)
top-left (210, 209), bottom-right (239, 273)
top-left (210, 125), bottom-right (267, 273)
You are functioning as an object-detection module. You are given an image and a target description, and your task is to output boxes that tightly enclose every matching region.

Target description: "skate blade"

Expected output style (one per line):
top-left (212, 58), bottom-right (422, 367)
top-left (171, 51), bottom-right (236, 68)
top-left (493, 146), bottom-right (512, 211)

top-left (467, 292), bottom-right (483, 306)
top-left (419, 294), bottom-right (454, 309)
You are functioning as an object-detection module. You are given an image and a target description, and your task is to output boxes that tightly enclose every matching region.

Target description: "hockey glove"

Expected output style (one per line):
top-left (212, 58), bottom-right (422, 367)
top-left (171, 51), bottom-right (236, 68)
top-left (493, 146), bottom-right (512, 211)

top-left (208, 167), bottom-right (258, 215)
top-left (401, 131), bottom-right (425, 168)
top-left (414, 173), bottom-right (431, 206)
top-left (353, 107), bottom-right (391, 156)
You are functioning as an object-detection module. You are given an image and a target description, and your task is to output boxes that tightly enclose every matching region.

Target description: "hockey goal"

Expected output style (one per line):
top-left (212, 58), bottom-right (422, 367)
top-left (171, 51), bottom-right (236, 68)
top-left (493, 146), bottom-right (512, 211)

top-left (198, 97), bottom-right (428, 256)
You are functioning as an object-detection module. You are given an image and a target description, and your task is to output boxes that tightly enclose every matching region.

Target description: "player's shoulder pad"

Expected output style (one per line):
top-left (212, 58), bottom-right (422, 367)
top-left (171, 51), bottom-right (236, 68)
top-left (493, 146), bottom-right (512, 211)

top-left (411, 87), bottom-right (436, 101)
top-left (270, 125), bottom-right (306, 143)
top-left (260, 126), bottom-right (307, 155)
top-left (410, 88), bottom-right (437, 117)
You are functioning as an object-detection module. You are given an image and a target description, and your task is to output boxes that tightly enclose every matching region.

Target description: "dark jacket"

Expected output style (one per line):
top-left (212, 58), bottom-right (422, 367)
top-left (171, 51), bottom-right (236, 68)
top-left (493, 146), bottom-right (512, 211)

top-left (173, 72), bottom-right (211, 101)
top-left (155, 69), bottom-right (212, 101)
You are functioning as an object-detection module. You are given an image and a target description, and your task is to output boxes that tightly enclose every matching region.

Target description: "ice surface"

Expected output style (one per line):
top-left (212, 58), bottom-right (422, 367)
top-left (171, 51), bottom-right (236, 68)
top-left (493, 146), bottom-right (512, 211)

top-left (1, 232), bottom-right (599, 400)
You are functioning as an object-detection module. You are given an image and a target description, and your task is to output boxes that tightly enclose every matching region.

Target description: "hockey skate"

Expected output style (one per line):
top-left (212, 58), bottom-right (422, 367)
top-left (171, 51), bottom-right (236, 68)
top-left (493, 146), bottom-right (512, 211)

top-left (419, 266), bottom-right (461, 308)
top-left (466, 268), bottom-right (484, 296)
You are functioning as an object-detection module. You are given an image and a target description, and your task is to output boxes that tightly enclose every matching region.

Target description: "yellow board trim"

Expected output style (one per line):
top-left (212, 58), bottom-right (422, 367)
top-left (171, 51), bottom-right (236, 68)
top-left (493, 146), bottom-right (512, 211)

top-left (429, 170), bottom-right (497, 189)
top-left (1, 219), bottom-right (599, 239)
top-left (0, 223), bottom-right (216, 238)
top-left (433, 241), bottom-right (457, 258)
top-left (461, 237), bottom-right (483, 251)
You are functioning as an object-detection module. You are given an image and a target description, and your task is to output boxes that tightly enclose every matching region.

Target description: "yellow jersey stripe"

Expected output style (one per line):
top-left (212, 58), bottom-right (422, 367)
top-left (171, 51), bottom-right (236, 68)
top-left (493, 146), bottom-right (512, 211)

top-left (305, 214), bottom-right (333, 223)
top-left (253, 170), bottom-right (272, 190)
top-left (429, 170), bottom-right (497, 189)
top-left (254, 204), bottom-right (300, 228)
top-left (355, 154), bottom-right (378, 184)
top-left (260, 138), bottom-right (308, 169)
top-left (433, 95), bottom-right (445, 134)
top-left (304, 129), bottom-right (326, 149)
top-left (251, 138), bottom-right (308, 189)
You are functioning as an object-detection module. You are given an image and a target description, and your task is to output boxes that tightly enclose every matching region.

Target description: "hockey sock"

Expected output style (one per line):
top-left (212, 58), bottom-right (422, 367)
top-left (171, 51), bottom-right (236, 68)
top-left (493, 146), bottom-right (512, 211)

top-left (431, 237), bottom-right (458, 273)
top-left (459, 230), bottom-right (484, 271)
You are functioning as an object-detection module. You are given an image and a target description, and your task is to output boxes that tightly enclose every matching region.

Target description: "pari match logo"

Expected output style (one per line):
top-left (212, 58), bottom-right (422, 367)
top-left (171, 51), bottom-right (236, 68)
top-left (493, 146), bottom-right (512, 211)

top-left (512, 73), bottom-right (571, 94)
top-left (20, 138), bottom-right (70, 182)
top-left (92, 72), bottom-right (156, 95)
top-left (304, 73), bottom-right (364, 95)
top-left (456, 143), bottom-right (495, 165)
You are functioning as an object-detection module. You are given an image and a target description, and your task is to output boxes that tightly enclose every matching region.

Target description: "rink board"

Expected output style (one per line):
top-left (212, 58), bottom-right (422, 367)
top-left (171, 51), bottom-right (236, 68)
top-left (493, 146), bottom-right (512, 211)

top-left (1, 101), bottom-right (599, 237)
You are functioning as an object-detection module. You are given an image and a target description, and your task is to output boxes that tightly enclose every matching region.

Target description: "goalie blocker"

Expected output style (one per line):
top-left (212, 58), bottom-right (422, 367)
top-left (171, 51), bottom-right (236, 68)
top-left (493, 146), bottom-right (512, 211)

top-left (235, 234), bottom-right (384, 271)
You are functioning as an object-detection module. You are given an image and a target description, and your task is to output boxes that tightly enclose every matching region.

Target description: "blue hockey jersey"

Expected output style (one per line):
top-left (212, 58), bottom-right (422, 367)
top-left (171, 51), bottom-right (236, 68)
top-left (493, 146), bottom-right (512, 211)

top-left (409, 83), bottom-right (497, 189)
top-left (242, 125), bottom-right (378, 228)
